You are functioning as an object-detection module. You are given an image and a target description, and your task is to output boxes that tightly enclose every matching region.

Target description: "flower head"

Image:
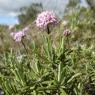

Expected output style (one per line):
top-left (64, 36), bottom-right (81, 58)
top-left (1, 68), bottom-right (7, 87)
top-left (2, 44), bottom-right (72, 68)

top-left (10, 31), bottom-right (25, 42)
top-left (10, 26), bottom-right (30, 42)
top-left (36, 11), bottom-right (58, 29)
top-left (63, 29), bottom-right (71, 37)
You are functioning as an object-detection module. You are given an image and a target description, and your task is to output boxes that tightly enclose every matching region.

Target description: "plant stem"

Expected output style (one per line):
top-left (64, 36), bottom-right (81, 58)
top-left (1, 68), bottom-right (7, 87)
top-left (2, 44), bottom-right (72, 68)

top-left (67, 37), bottom-right (70, 48)
top-left (21, 40), bottom-right (28, 54)
top-left (47, 25), bottom-right (50, 34)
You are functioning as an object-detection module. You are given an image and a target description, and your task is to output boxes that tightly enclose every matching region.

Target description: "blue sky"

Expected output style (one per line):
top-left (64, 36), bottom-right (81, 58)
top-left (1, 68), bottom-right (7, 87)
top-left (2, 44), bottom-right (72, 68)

top-left (0, 0), bottom-right (88, 25)
top-left (0, 16), bottom-right (18, 25)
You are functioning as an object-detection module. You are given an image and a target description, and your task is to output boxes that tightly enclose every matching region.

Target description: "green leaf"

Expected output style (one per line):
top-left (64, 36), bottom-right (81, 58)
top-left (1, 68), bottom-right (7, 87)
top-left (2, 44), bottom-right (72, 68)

top-left (67, 73), bottom-right (81, 83)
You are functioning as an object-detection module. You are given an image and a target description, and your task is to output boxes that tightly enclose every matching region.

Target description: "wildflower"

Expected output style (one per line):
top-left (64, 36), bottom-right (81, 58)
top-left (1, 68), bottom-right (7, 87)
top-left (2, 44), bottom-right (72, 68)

top-left (10, 31), bottom-right (25, 42)
top-left (63, 29), bottom-right (71, 37)
top-left (10, 26), bottom-right (30, 42)
top-left (36, 11), bottom-right (58, 29)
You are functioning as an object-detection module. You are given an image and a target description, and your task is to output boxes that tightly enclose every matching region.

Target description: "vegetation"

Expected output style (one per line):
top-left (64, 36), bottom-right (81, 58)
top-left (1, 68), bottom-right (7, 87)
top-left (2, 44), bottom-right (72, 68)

top-left (0, 1), bottom-right (95, 95)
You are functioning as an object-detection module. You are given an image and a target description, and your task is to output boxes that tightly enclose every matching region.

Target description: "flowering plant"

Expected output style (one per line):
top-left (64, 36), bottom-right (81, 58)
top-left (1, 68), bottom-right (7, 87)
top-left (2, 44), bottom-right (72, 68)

top-left (36, 11), bottom-right (58, 34)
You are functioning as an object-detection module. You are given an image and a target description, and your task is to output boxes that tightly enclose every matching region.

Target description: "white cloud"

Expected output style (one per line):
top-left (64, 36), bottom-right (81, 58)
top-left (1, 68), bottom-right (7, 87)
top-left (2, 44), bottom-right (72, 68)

top-left (0, 0), bottom-right (70, 17)
top-left (0, 0), bottom-right (33, 17)
top-left (0, 0), bottom-right (88, 17)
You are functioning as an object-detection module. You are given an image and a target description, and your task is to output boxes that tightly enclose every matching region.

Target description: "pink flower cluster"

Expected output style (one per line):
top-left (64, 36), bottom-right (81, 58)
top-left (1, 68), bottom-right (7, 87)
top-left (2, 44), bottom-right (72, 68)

top-left (63, 29), bottom-right (71, 37)
top-left (10, 26), bottom-right (29, 42)
top-left (36, 11), bottom-right (58, 29)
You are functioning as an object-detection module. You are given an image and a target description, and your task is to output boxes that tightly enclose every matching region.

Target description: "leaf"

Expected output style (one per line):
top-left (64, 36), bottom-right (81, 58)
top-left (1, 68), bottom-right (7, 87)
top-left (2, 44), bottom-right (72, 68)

top-left (67, 73), bottom-right (81, 83)
top-left (60, 88), bottom-right (68, 95)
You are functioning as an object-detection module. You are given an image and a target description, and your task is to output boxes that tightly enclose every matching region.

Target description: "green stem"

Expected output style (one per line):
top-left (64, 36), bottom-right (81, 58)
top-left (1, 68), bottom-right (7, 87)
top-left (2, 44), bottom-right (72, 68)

top-left (67, 37), bottom-right (70, 48)
top-left (21, 40), bottom-right (28, 54)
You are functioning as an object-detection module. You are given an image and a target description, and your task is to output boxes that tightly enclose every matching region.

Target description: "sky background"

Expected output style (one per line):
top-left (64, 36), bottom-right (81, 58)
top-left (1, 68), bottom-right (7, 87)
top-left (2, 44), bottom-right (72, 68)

top-left (0, 0), bottom-right (88, 25)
